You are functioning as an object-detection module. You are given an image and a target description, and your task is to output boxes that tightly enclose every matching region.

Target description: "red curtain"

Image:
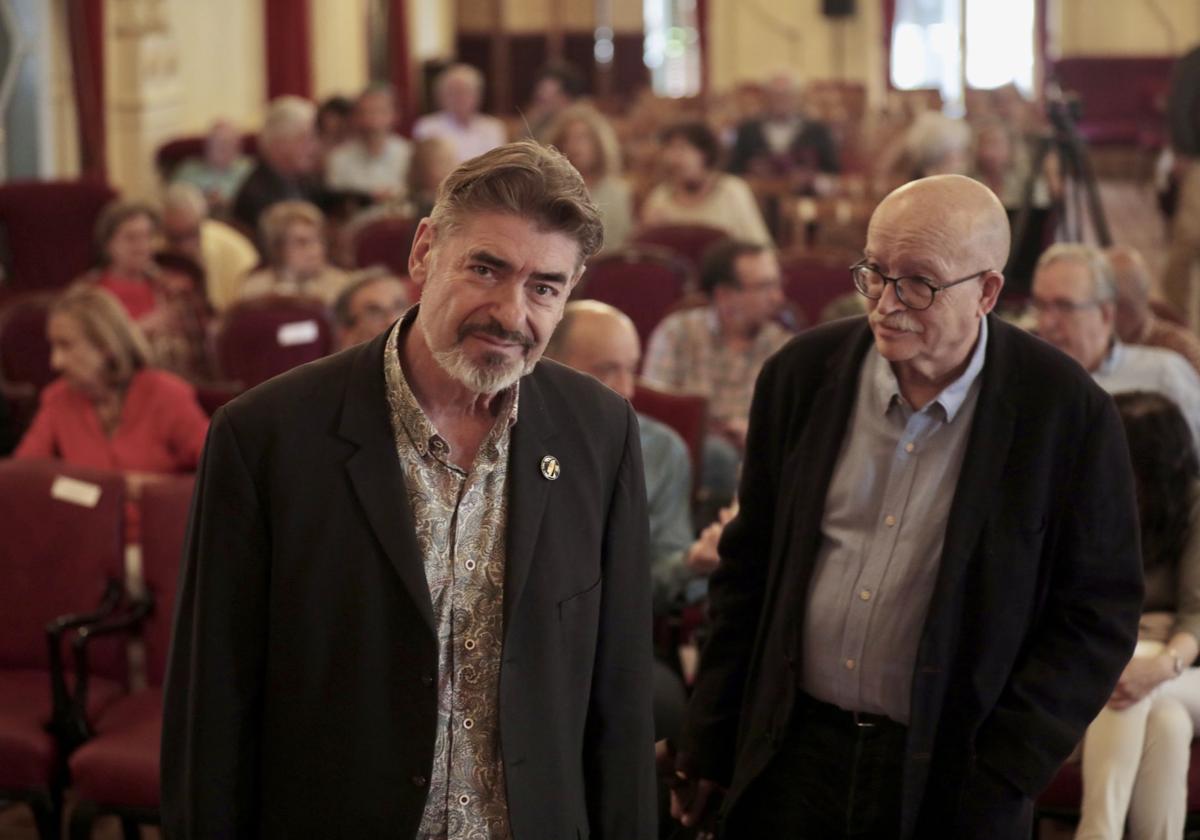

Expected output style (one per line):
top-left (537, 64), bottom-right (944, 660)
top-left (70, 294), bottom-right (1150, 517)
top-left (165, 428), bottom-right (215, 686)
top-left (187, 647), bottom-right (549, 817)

top-left (265, 0), bottom-right (313, 100)
top-left (882, 0), bottom-right (896, 91)
top-left (67, 0), bottom-right (106, 180)
top-left (387, 0), bottom-right (415, 134)
top-left (696, 0), bottom-right (710, 95)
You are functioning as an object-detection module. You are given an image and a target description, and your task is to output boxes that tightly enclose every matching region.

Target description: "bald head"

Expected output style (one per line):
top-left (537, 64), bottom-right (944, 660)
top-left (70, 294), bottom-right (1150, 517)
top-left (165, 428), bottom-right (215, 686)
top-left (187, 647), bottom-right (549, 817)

top-left (1106, 245), bottom-right (1152, 341)
top-left (869, 175), bottom-right (1011, 273)
top-left (547, 301), bottom-right (640, 401)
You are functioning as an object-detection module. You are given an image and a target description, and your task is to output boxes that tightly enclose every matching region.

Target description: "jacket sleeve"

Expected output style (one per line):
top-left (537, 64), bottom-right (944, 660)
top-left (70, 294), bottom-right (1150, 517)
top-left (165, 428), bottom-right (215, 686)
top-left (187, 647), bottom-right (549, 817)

top-left (160, 407), bottom-right (270, 838)
top-left (585, 402), bottom-right (657, 840)
top-left (679, 354), bottom-right (784, 785)
top-left (973, 396), bottom-right (1143, 796)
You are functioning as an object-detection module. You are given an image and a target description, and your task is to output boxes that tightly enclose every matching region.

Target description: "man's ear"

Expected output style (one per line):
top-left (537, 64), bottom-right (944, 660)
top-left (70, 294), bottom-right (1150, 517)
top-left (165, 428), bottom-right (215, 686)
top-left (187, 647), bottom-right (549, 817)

top-left (978, 270), bottom-right (1005, 316)
top-left (408, 219), bottom-right (436, 287)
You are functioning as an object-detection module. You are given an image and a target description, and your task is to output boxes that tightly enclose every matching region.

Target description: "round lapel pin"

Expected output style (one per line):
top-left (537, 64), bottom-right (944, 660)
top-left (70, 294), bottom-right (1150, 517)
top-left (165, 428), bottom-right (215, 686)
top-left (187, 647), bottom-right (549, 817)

top-left (540, 455), bottom-right (561, 481)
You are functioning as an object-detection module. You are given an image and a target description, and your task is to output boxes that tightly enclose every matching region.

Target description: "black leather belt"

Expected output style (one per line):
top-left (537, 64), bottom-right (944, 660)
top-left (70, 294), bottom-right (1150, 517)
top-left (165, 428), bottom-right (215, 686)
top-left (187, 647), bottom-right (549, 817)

top-left (795, 692), bottom-right (903, 730)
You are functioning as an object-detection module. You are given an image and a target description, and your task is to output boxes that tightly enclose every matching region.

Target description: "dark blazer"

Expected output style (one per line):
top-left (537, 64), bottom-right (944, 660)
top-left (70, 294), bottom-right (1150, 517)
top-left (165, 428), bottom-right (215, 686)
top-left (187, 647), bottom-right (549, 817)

top-left (680, 315), bottom-right (1143, 839)
top-left (728, 118), bottom-right (840, 175)
top-left (230, 160), bottom-right (324, 234)
top-left (161, 328), bottom-right (657, 839)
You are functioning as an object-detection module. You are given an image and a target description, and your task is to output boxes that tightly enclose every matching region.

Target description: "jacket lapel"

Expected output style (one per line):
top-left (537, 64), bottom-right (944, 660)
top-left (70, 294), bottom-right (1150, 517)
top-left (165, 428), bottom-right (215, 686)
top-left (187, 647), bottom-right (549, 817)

top-left (337, 329), bottom-right (436, 635)
top-left (503, 371), bottom-right (559, 635)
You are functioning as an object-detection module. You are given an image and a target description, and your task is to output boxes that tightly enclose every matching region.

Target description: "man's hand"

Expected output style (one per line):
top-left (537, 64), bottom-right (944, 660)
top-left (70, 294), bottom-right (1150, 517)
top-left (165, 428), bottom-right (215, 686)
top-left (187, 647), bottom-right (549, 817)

top-left (1108, 655), bottom-right (1175, 710)
top-left (685, 505), bottom-right (738, 576)
top-left (655, 739), bottom-right (724, 837)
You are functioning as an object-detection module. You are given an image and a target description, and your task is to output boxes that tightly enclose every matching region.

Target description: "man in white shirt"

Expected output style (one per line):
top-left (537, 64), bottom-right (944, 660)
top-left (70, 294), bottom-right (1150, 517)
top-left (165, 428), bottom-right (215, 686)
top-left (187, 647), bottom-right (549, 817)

top-left (1033, 242), bottom-right (1200, 450)
top-left (326, 84), bottom-right (412, 202)
top-left (413, 64), bottom-right (507, 164)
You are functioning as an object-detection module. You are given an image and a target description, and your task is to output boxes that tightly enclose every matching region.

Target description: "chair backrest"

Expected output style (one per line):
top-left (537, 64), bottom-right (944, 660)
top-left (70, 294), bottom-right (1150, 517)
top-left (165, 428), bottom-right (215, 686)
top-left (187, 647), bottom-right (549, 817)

top-left (351, 214), bottom-right (420, 278)
top-left (154, 133), bottom-right (258, 180)
top-left (215, 296), bottom-right (335, 389)
top-left (575, 246), bottom-right (695, 350)
top-left (0, 293), bottom-right (54, 395)
top-left (0, 179), bottom-right (117, 293)
top-left (631, 224), bottom-right (729, 273)
top-left (632, 382), bottom-right (708, 491)
top-left (779, 253), bottom-right (856, 327)
top-left (139, 475), bottom-right (196, 687)
top-left (0, 459), bottom-right (127, 680)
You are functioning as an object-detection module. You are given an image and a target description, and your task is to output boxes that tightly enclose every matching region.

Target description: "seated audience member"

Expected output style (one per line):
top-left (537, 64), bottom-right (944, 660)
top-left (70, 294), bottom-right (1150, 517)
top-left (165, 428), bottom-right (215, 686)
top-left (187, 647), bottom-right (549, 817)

top-left (641, 121), bottom-right (772, 246)
top-left (326, 84), bottom-right (412, 202)
top-left (316, 95), bottom-right (355, 167)
top-left (232, 96), bottom-right (323, 232)
top-left (545, 104), bottom-right (634, 252)
top-left (728, 73), bottom-right (839, 182)
top-left (1032, 243), bottom-right (1200, 450)
top-left (546, 301), bottom-right (693, 614)
top-left (83, 200), bottom-right (210, 380)
top-left (240, 201), bottom-right (349, 306)
top-left (405, 136), bottom-right (458, 219)
top-left (412, 63), bottom-right (506, 164)
top-left (524, 61), bottom-right (586, 142)
top-left (161, 182), bottom-right (259, 312)
top-left (1074, 391), bottom-right (1200, 840)
top-left (15, 285), bottom-right (209, 478)
top-left (970, 120), bottom-right (1030, 209)
top-left (171, 119), bottom-right (253, 214)
top-left (1108, 244), bottom-right (1200, 376)
top-left (332, 267), bottom-right (410, 349)
top-left (643, 239), bottom-right (791, 503)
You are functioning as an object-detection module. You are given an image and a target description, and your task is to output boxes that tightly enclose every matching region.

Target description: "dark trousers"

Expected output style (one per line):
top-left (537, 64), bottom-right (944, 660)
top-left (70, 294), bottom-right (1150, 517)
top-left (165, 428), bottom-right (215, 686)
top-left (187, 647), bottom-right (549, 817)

top-left (722, 694), bottom-right (907, 839)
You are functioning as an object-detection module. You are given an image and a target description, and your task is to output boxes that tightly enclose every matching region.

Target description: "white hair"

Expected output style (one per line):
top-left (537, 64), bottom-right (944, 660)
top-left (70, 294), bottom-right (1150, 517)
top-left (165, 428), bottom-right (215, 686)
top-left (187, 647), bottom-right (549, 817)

top-left (431, 344), bottom-right (535, 395)
top-left (1035, 243), bottom-right (1116, 301)
top-left (260, 95), bottom-right (316, 148)
top-left (436, 63), bottom-right (484, 98)
top-left (161, 182), bottom-right (207, 217)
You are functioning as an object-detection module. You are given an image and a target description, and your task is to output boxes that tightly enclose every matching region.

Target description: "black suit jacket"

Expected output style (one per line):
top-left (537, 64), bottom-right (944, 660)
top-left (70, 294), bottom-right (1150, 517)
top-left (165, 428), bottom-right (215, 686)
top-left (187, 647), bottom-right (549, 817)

top-left (161, 329), bottom-right (657, 839)
top-left (681, 315), bottom-right (1142, 838)
top-left (728, 118), bottom-right (840, 175)
top-left (230, 161), bottom-right (324, 234)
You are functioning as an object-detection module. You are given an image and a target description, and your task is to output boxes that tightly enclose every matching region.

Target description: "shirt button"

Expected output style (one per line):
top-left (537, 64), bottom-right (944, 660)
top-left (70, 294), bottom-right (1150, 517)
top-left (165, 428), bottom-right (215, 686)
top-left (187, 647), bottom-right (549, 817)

top-left (859, 589), bottom-right (872, 601)
top-left (465, 559), bottom-right (477, 571)
top-left (905, 442), bottom-right (915, 453)
top-left (463, 718), bottom-right (475, 729)
top-left (464, 639), bottom-right (476, 651)
top-left (845, 658), bottom-right (857, 670)
top-left (411, 775), bottom-right (428, 787)
top-left (884, 515), bottom-right (897, 527)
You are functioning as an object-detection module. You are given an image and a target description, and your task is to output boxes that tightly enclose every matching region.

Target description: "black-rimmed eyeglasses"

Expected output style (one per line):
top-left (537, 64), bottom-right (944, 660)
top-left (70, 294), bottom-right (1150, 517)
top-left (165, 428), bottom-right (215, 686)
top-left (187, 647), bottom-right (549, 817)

top-left (851, 260), bottom-right (990, 311)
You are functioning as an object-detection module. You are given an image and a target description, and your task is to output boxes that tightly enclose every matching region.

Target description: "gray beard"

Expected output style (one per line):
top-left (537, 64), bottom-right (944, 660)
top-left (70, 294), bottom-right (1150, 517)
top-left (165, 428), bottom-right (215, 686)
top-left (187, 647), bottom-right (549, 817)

top-left (431, 343), bottom-right (536, 395)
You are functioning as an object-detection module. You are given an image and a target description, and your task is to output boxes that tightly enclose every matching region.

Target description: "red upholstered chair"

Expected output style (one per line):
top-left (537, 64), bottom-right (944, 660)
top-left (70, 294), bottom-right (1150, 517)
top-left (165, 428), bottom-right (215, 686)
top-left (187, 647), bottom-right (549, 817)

top-left (574, 246), bottom-right (695, 351)
top-left (214, 295), bottom-right (335, 389)
top-left (779, 252), bottom-right (856, 327)
top-left (350, 214), bottom-right (420, 278)
top-left (0, 459), bottom-right (128, 838)
top-left (0, 180), bottom-right (117, 293)
top-left (67, 475), bottom-right (196, 838)
top-left (0, 293), bottom-right (55, 431)
top-left (632, 382), bottom-right (708, 495)
top-left (631, 223), bottom-right (729, 273)
top-left (1035, 742), bottom-right (1200, 836)
top-left (154, 133), bottom-right (257, 180)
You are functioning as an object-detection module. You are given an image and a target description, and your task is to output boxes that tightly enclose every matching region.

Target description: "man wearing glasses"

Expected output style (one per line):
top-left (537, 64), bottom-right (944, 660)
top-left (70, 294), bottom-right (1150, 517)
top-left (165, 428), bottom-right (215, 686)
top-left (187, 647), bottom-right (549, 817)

top-left (664, 174), bottom-right (1142, 838)
top-left (1032, 242), bottom-right (1200, 451)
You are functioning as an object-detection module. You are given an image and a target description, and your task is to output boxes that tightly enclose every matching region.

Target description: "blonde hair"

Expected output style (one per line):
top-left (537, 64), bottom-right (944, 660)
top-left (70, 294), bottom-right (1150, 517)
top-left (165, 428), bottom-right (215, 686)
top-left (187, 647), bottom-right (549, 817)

top-left (429, 140), bottom-right (604, 265)
top-left (53, 284), bottom-right (153, 387)
top-left (260, 95), bottom-right (316, 148)
top-left (544, 103), bottom-right (622, 181)
top-left (258, 200), bottom-right (325, 267)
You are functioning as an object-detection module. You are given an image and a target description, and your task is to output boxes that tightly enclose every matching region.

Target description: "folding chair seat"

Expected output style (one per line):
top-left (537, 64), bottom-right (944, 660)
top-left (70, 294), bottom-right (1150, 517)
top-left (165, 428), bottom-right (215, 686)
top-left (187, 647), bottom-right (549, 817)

top-left (214, 295), bottom-right (335, 389)
top-left (631, 223), bottom-right (729, 273)
top-left (574, 246), bottom-right (695, 351)
top-left (350, 213), bottom-right (419, 278)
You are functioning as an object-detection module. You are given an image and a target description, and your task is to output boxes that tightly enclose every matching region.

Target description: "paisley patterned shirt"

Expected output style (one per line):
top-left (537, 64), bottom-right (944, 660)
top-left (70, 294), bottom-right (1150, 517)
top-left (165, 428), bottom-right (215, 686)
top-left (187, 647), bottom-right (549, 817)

top-left (383, 318), bottom-right (517, 840)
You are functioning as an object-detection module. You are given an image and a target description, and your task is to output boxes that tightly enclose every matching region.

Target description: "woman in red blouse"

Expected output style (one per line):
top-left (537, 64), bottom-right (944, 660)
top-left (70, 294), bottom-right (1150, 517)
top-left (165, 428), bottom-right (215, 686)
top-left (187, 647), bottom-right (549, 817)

top-left (15, 284), bottom-right (210, 479)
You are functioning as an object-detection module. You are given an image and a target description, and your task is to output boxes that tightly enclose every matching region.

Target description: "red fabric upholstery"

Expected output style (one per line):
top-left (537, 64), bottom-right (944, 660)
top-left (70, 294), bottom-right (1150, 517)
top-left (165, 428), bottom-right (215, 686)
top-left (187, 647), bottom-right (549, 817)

top-left (0, 459), bottom-right (126, 677)
top-left (0, 670), bottom-right (123, 789)
top-left (0, 180), bottom-right (116, 292)
top-left (632, 224), bottom-right (729, 273)
top-left (265, 0), bottom-right (313, 99)
top-left (0, 293), bottom-right (53, 394)
top-left (1038, 740), bottom-right (1200, 817)
top-left (68, 688), bottom-right (163, 810)
top-left (154, 134), bottom-right (258, 179)
top-left (575, 247), bottom-right (695, 350)
top-left (1048, 57), bottom-right (1174, 147)
top-left (139, 477), bottom-right (195, 687)
top-left (632, 383), bottom-right (707, 490)
top-left (215, 296), bottom-right (335, 389)
top-left (780, 254), bottom-right (855, 327)
top-left (351, 214), bottom-right (419, 278)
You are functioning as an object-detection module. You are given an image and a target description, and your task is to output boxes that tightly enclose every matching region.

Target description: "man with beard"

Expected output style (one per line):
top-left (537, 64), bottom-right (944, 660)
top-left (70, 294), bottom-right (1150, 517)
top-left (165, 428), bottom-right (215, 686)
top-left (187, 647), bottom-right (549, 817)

top-left (162, 141), bottom-right (656, 840)
top-left (664, 174), bottom-right (1143, 839)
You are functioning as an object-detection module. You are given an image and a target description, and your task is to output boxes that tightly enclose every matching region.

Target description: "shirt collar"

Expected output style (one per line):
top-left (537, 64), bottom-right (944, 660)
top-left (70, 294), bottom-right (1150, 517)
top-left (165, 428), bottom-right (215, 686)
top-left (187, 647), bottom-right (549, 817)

top-left (1096, 338), bottom-right (1124, 376)
top-left (872, 315), bottom-right (989, 423)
